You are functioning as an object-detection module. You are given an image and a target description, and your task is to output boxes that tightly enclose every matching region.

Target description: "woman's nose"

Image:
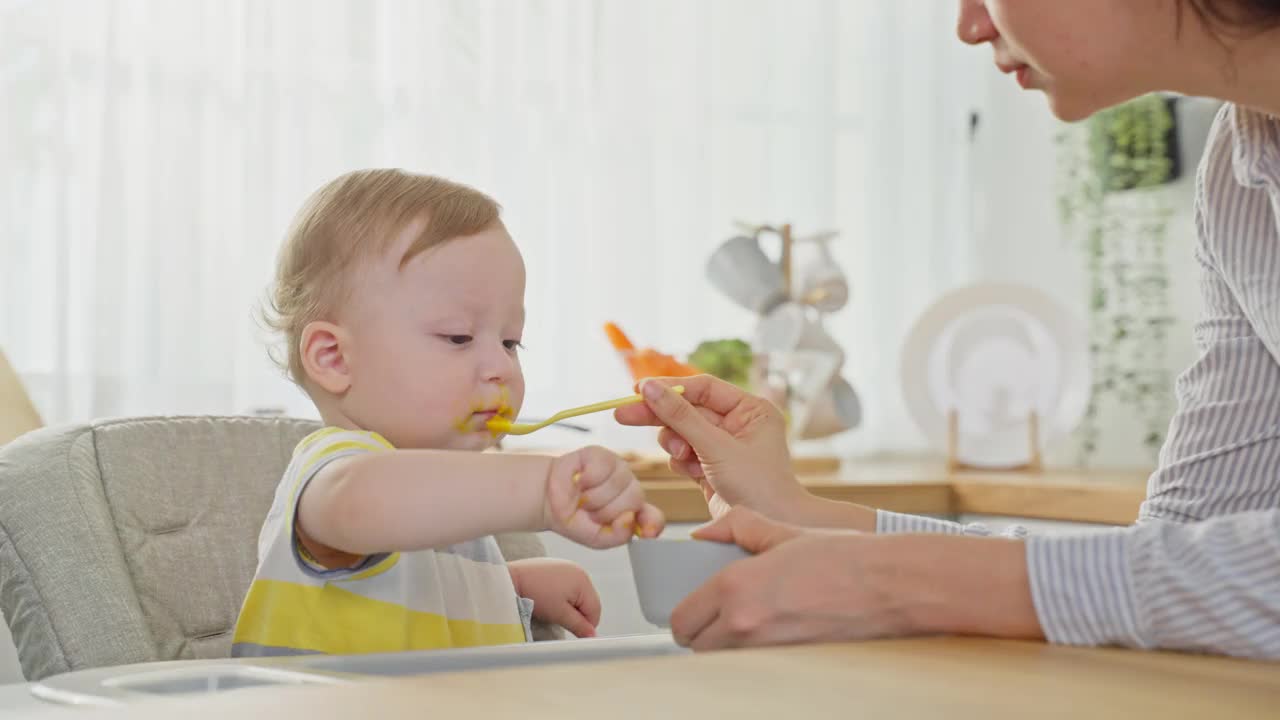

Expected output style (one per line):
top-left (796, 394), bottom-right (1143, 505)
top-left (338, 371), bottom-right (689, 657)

top-left (956, 0), bottom-right (998, 45)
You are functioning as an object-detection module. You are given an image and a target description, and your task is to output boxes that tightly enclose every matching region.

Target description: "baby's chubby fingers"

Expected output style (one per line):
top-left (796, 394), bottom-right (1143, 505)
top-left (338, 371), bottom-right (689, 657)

top-left (546, 445), bottom-right (664, 547)
top-left (569, 446), bottom-right (628, 491)
top-left (580, 476), bottom-right (639, 516)
top-left (590, 487), bottom-right (645, 531)
top-left (577, 456), bottom-right (640, 512)
top-left (634, 502), bottom-right (666, 538)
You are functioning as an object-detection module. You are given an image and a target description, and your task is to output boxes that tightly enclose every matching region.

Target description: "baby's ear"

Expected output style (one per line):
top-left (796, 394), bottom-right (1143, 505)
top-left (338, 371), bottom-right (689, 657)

top-left (300, 321), bottom-right (352, 395)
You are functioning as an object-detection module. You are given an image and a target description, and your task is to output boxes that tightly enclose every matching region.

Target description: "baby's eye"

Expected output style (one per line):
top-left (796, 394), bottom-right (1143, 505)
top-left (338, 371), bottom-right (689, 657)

top-left (503, 340), bottom-right (525, 351)
top-left (445, 335), bottom-right (473, 345)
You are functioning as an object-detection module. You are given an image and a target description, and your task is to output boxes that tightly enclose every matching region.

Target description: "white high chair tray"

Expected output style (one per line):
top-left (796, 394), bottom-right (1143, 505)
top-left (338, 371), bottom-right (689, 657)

top-left (29, 634), bottom-right (683, 708)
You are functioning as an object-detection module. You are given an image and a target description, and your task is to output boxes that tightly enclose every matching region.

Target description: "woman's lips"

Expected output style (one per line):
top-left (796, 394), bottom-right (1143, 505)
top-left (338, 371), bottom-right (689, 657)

top-left (1015, 66), bottom-right (1032, 89)
top-left (997, 60), bottom-right (1033, 89)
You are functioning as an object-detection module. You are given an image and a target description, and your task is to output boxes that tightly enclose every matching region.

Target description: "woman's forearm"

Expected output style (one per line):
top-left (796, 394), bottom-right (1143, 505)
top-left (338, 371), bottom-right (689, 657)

top-left (780, 491), bottom-right (878, 532)
top-left (870, 534), bottom-right (1044, 640)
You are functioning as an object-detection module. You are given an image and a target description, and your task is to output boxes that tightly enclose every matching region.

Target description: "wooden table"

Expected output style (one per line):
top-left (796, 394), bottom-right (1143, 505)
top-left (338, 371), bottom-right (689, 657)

top-left (641, 459), bottom-right (1152, 525)
top-left (68, 637), bottom-right (1280, 719)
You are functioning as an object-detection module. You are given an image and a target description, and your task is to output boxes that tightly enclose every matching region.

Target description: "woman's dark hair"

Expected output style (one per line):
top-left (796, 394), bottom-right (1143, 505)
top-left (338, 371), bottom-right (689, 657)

top-left (1183, 0), bottom-right (1280, 34)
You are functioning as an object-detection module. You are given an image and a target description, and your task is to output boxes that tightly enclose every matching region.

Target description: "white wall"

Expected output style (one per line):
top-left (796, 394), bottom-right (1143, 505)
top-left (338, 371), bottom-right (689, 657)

top-left (968, 73), bottom-right (1222, 466)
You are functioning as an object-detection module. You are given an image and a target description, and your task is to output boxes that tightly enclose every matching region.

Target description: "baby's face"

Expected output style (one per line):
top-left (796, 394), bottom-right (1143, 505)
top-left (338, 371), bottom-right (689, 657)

top-left (338, 222), bottom-right (526, 450)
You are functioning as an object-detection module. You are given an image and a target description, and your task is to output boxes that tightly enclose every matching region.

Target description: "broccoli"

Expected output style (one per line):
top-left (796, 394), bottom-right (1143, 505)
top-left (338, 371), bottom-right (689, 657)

top-left (688, 338), bottom-right (754, 388)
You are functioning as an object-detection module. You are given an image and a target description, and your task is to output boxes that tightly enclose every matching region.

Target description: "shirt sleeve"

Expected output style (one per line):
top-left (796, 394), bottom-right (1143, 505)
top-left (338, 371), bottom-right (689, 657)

top-left (284, 428), bottom-right (395, 579)
top-left (876, 509), bottom-right (1027, 538)
top-left (1027, 508), bottom-right (1280, 659)
top-left (1139, 105), bottom-right (1280, 525)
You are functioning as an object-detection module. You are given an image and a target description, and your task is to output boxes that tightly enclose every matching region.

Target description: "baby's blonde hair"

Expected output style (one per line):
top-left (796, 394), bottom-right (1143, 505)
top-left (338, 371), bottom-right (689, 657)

top-left (263, 168), bottom-right (502, 385)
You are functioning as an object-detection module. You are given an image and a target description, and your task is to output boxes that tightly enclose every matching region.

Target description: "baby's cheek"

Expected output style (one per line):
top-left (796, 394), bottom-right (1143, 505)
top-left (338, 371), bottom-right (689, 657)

top-left (505, 373), bottom-right (526, 416)
top-left (415, 389), bottom-right (467, 435)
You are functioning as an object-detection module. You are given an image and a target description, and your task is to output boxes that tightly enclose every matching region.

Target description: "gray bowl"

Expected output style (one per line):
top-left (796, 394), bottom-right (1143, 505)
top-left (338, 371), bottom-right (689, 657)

top-left (627, 538), bottom-right (751, 628)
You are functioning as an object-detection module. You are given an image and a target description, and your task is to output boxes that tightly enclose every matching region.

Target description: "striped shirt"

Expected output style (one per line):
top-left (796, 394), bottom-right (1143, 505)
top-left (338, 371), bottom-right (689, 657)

top-left (231, 428), bottom-right (533, 657)
top-left (879, 103), bottom-right (1280, 659)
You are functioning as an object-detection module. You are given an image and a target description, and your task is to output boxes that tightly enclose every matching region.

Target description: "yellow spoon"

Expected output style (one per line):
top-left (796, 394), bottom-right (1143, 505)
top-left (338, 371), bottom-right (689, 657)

top-left (487, 386), bottom-right (685, 436)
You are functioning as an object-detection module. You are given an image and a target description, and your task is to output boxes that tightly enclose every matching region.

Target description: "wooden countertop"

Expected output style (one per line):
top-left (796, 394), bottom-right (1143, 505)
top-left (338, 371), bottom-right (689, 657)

top-left (641, 459), bottom-right (1151, 525)
top-left (72, 637), bottom-right (1280, 719)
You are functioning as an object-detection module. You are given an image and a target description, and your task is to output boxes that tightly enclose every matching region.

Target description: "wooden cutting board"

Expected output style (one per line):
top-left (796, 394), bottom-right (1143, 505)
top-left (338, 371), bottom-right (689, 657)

top-left (500, 447), bottom-right (840, 479)
top-left (622, 452), bottom-right (840, 479)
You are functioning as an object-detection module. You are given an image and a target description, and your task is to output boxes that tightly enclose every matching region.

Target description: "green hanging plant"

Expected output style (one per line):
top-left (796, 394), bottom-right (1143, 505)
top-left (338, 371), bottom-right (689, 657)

top-left (1056, 94), bottom-right (1179, 464)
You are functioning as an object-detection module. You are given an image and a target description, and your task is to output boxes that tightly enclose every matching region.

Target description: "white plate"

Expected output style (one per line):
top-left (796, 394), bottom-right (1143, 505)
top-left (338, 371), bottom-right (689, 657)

top-left (900, 284), bottom-right (1090, 468)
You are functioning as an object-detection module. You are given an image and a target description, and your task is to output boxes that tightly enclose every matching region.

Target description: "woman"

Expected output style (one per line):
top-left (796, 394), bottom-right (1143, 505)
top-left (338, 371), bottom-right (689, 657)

top-left (616, 0), bottom-right (1280, 659)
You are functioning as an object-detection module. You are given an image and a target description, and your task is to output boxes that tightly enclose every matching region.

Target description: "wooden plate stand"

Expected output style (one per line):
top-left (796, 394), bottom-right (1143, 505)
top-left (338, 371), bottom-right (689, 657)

top-left (945, 408), bottom-right (1043, 473)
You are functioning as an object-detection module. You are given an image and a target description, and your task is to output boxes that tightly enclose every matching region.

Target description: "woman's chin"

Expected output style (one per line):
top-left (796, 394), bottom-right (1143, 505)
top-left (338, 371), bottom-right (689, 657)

top-left (1045, 92), bottom-right (1097, 123)
top-left (1045, 84), bottom-right (1147, 124)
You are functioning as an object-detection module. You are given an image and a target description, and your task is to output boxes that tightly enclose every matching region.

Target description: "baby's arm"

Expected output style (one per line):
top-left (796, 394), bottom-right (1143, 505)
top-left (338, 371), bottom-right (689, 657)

top-left (298, 450), bottom-right (550, 557)
top-left (297, 445), bottom-right (664, 564)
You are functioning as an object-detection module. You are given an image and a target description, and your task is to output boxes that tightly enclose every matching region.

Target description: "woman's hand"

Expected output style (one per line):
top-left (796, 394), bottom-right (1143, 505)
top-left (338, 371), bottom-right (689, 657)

top-left (670, 507), bottom-right (901, 650)
top-left (669, 507), bottom-right (1042, 651)
top-left (616, 375), bottom-right (876, 531)
top-left (614, 375), bottom-right (808, 520)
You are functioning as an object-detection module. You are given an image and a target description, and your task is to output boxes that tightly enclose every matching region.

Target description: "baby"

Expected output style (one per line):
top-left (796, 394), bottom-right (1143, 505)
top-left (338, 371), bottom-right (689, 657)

top-left (232, 169), bottom-right (664, 657)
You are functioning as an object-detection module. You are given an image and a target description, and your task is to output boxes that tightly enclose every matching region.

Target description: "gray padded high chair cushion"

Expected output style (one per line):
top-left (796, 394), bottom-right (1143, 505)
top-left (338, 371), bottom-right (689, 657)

top-left (0, 416), bottom-right (557, 681)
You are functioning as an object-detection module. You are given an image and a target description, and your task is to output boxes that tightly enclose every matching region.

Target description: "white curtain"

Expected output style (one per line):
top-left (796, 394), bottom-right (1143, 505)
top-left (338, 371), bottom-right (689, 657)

top-left (1, 0), bottom-right (979, 455)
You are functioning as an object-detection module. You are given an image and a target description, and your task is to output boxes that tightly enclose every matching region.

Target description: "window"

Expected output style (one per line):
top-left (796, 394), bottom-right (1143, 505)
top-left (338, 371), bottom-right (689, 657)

top-left (1, 1), bottom-right (977, 455)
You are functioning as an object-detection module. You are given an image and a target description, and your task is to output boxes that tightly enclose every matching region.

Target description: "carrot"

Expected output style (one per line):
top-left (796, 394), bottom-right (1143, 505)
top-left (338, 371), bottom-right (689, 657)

top-left (660, 356), bottom-right (703, 378)
top-left (606, 322), bottom-right (701, 381)
top-left (603, 322), bottom-right (635, 351)
top-left (628, 348), bottom-right (701, 380)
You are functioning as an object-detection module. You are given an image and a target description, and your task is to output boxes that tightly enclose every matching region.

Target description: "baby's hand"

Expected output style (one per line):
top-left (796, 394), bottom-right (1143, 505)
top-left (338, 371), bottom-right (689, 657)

top-left (508, 558), bottom-right (601, 639)
top-left (545, 446), bottom-right (665, 549)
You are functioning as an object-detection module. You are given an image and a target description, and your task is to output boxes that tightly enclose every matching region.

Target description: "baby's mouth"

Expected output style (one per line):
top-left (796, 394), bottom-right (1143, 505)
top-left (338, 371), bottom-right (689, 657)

top-left (456, 386), bottom-right (515, 434)
top-left (481, 405), bottom-right (515, 419)
top-left (458, 404), bottom-right (514, 432)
